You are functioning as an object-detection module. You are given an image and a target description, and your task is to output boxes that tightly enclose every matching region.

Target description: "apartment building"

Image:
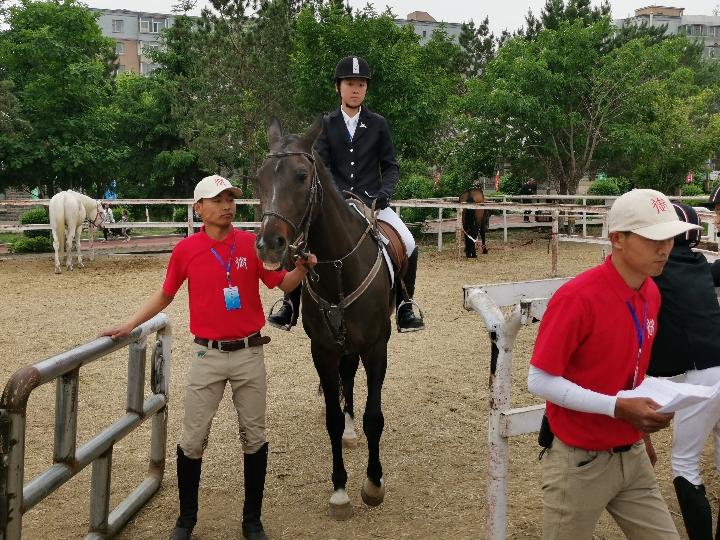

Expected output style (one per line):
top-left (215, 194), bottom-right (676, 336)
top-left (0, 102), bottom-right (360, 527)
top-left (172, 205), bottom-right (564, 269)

top-left (90, 8), bottom-right (178, 75)
top-left (90, 8), bottom-right (463, 76)
top-left (615, 6), bottom-right (720, 59)
top-left (396, 11), bottom-right (463, 45)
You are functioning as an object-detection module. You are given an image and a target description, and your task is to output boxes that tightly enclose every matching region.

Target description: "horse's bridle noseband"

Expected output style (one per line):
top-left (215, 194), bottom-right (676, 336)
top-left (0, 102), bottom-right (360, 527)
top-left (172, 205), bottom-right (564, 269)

top-left (262, 151), bottom-right (322, 260)
top-left (87, 201), bottom-right (105, 228)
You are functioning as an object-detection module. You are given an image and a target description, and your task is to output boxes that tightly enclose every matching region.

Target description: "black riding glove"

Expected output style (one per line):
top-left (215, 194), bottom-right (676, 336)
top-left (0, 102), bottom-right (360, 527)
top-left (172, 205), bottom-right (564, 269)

top-left (375, 194), bottom-right (389, 210)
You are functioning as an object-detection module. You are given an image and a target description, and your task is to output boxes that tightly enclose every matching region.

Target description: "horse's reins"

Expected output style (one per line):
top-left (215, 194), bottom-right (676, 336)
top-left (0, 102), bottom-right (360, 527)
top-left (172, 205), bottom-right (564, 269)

top-left (86, 201), bottom-right (105, 228)
top-left (262, 150), bottom-right (384, 346)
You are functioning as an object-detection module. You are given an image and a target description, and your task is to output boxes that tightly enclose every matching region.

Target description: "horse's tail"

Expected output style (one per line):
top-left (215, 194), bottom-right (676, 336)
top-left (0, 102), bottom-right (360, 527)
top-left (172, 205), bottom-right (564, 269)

top-left (49, 193), bottom-right (66, 258)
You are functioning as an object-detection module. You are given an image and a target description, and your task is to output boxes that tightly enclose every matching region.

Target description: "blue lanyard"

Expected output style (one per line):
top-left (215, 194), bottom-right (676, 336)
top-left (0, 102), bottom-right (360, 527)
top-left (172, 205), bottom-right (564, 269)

top-left (210, 242), bottom-right (235, 287)
top-left (625, 300), bottom-right (647, 389)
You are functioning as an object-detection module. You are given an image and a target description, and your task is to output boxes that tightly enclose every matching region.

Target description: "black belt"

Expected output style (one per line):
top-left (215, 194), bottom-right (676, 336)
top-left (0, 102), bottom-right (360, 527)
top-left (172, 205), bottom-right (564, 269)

top-left (194, 333), bottom-right (270, 352)
top-left (610, 444), bottom-right (633, 453)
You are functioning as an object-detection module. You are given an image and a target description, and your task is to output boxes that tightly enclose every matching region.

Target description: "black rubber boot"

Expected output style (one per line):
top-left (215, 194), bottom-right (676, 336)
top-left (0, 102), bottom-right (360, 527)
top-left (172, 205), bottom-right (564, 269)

top-left (396, 248), bottom-right (424, 332)
top-left (267, 285), bottom-right (300, 331)
top-left (170, 445), bottom-right (202, 540)
top-left (242, 442), bottom-right (269, 540)
top-left (673, 476), bottom-right (712, 540)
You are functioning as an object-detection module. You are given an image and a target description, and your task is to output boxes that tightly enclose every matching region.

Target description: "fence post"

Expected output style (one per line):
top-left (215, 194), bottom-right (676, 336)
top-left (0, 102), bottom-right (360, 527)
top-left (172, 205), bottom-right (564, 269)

top-left (582, 197), bottom-right (587, 237)
top-left (54, 368), bottom-right (79, 463)
top-left (455, 209), bottom-right (462, 259)
top-left (502, 195), bottom-right (508, 243)
top-left (88, 447), bottom-right (113, 534)
top-left (551, 210), bottom-right (559, 277)
top-left (187, 204), bottom-right (193, 237)
top-left (437, 208), bottom-right (443, 252)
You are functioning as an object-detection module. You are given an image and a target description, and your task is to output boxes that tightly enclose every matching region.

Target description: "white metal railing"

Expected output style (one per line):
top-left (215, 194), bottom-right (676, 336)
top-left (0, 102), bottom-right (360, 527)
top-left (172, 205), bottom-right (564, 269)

top-left (0, 314), bottom-right (172, 539)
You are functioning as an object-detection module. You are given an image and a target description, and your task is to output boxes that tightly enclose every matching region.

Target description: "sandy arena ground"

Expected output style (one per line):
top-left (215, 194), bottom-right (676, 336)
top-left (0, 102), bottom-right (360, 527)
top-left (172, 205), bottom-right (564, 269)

top-left (0, 231), bottom-right (715, 539)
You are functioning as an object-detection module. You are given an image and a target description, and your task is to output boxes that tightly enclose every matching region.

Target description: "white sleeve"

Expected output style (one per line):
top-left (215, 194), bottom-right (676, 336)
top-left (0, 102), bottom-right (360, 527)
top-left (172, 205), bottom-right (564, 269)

top-left (527, 365), bottom-right (617, 417)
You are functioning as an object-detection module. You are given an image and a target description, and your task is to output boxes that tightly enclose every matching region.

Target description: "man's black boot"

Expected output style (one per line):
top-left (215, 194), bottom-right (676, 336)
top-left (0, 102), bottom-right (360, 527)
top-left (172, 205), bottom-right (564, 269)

top-left (170, 446), bottom-right (202, 540)
top-left (242, 442), bottom-right (269, 540)
top-left (267, 285), bottom-right (300, 331)
top-left (673, 476), bottom-right (712, 540)
top-left (396, 248), bottom-right (424, 332)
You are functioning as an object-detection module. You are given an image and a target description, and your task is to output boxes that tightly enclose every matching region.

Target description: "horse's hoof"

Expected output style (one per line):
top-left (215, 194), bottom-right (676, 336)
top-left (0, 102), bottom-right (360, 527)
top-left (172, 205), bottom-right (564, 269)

top-left (54, 268), bottom-right (61, 274)
top-left (328, 489), bottom-right (352, 520)
top-left (361, 477), bottom-right (385, 507)
top-left (342, 434), bottom-right (358, 448)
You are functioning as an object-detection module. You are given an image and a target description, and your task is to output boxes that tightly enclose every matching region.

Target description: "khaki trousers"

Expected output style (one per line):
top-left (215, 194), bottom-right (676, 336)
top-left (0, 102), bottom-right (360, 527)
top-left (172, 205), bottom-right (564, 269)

top-left (179, 342), bottom-right (267, 459)
top-left (542, 438), bottom-right (679, 540)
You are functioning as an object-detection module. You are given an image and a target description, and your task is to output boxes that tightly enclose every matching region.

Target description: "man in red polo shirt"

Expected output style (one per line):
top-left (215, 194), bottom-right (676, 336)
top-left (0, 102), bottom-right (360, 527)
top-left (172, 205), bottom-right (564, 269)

top-left (528, 189), bottom-right (701, 539)
top-left (102, 175), bottom-right (316, 540)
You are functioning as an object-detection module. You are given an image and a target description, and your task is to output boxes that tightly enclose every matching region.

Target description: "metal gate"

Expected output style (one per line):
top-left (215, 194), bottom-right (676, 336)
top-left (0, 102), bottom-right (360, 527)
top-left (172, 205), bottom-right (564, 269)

top-left (0, 313), bottom-right (172, 539)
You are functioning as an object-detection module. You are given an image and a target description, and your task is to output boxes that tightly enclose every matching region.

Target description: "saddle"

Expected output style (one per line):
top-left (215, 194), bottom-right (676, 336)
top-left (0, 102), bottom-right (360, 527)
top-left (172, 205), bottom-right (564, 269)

top-left (344, 192), bottom-right (408, 282)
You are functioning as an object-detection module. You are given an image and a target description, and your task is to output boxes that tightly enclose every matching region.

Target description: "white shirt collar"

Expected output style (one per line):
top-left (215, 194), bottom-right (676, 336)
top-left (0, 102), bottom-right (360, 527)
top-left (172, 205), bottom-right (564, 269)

top-left (341, 106), bottom-right (361, 138)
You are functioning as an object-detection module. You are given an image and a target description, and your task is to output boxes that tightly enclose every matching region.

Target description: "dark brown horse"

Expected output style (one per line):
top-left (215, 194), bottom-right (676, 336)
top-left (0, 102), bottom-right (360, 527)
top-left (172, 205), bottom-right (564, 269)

top-left (255, 118), bottom-right (392, 520)
top-left (459, 187), bottom-right (491, 257)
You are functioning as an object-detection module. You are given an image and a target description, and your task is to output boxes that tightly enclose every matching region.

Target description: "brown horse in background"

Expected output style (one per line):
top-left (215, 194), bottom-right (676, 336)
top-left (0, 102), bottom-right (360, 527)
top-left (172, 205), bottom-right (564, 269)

top-left (459, 188), bottom-right (491, 257)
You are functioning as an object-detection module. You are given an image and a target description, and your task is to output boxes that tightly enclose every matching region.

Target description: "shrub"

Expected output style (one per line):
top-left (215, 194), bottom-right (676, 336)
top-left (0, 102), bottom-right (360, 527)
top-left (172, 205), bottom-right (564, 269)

top-left (498, 173), bottom-right (522, 195)
top-left (394, 174), bottom-right (436, 223)
top-left (20, 207), bottom-right (50, 239)
top-left (681, 183), bottom-right (704, 196)
top-left (609, 176), bottom-right (632, 194)
top-left (8, 236), bottom-right (53, 253)
top-left (586, 178), bottom-right (620, 205)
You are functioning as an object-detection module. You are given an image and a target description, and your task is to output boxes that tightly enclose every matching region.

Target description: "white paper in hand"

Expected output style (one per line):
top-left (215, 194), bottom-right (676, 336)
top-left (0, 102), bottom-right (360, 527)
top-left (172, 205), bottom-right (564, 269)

top-left (617, 377), bottom-right (720, 413)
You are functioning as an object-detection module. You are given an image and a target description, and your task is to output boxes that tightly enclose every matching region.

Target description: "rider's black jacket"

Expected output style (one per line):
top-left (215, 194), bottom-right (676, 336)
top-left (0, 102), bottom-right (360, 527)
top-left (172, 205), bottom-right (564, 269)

top-left (648, 243), bottom-right (720, 376)
top-left (314, 106), bottom-right (399, 207)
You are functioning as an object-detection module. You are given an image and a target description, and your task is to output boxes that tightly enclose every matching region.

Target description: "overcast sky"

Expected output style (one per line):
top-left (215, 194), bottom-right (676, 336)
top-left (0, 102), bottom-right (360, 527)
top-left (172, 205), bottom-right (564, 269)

top-left (82, 0), bottom-right (720, 34)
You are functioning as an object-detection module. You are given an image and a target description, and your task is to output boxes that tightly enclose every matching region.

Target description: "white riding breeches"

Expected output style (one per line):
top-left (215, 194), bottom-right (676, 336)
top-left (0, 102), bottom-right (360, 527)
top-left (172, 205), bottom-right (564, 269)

top-left (377, 207), bottom-right (415, 256)
top-left (671, 365), bottom-right (720, 485)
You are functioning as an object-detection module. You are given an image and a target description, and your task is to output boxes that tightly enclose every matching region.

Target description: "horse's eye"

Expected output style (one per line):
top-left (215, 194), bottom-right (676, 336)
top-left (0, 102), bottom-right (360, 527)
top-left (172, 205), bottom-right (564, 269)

top-left (296, 170), bottom-right (308, 182)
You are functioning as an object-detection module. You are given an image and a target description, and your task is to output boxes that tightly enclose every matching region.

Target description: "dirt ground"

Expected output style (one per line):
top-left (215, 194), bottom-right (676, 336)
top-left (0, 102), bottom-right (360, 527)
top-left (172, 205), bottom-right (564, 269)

top-left (0, 230), bottom-right (715, 539)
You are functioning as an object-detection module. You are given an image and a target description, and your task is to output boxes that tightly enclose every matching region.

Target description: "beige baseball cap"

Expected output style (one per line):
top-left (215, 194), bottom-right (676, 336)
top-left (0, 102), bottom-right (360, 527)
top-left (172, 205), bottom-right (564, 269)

top-left (608, 189), bottom-right (702, 240)
top-left (193, 175), bottom-right (242, 203)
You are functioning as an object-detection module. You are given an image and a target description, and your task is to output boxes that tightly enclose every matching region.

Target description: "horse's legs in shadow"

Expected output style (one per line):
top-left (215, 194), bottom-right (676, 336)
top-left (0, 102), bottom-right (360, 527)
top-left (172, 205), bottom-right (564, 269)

top-left (360, 343), bottom-right (387, 507)
top-left (340, 354), bottom-right (360, 448)
top-left (313, 344), bottom-right (352, 520)
top-left (464, 232), bottom-right (476, 258)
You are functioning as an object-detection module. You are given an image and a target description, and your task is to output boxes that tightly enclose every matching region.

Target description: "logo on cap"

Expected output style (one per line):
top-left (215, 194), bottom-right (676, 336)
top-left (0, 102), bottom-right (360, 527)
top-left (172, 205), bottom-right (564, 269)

top-left (352, 57), bottom-right (359, 74)
top-left (650, 197), bottom-right (669, 214)
top-left (214, 177), bottom-right (226, 187)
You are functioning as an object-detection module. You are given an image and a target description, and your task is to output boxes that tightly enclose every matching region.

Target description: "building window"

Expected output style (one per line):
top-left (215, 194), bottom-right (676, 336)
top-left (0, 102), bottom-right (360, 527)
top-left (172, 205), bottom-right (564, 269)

top-left (422, 30), bottom-right (427, 38)
top-left (112, 19), bottom-right (124, 33)
top-left (140, 18), bottom-right (151, 33)
top-left (117, 64), bottom-right (126, 73)
top-left (152, 19), bottom-right (165, 33)
top-left (689, 24), bottom-right (706, 36)
top-left (115, 42), bottom-right (124, 55)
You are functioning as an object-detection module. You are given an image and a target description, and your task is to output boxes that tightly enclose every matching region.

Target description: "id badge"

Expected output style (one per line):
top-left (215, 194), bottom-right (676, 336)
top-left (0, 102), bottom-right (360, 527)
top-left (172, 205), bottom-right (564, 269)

top-left (223, 286), bottom-right (241, 311)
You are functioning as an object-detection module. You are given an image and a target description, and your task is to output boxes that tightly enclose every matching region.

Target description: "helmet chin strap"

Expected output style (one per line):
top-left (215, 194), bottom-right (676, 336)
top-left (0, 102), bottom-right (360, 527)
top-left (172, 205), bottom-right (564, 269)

top-left (342, 102), bottom-right (361, 115)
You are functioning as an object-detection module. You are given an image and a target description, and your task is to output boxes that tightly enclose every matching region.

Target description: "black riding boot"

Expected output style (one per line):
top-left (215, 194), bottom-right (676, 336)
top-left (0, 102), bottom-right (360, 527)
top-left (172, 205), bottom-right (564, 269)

top-left (267, 285), bottom-right (300, 331)
top-left (673, 476), bottom-right (712, 540)
top-left (170, 445), bottom-right (202, 540)
top-left (396, 248), bottom-right (424, 332)
top-left (242, 442), bottom-right (269, 540)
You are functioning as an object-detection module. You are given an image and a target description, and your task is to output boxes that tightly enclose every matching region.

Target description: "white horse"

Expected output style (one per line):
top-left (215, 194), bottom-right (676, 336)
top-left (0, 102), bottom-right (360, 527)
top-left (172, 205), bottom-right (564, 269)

top-left (48, 190), bottom-right (105, 274)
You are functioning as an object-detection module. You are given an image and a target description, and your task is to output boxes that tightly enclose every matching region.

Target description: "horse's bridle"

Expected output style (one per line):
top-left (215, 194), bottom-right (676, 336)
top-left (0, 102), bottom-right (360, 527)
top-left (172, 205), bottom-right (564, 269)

top-left (262, 151), bottom-right (322, 259)
top-left (86, 201), bottom-right (105, 228)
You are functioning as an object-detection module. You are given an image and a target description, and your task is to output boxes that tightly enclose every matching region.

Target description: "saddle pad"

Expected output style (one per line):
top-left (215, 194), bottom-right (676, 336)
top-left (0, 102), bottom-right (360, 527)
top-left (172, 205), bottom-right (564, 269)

top-left (347, 202), bottom-right (398, 287)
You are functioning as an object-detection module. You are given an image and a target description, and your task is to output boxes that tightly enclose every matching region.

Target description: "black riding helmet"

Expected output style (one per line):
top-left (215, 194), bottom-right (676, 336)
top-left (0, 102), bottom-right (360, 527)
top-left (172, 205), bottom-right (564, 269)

top-left (334, 56), bottom-right (372, 84)
top-left (671, 202), bottom-right (701, 247)
top-left (709, 185), bottom-right (720, 208)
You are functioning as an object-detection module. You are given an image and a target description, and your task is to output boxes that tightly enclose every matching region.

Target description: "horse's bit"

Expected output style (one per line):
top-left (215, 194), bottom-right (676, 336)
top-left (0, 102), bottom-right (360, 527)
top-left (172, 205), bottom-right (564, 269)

top-left (86, 201), bottom-right (105, 228)
top-left (262, 151), bottom-right (384, 346)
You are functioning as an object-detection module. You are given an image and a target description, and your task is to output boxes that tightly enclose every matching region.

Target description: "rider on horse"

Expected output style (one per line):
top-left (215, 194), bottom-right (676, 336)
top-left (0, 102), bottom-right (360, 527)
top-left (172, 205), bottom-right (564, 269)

top-left (268, 55), bottom-right (425, 333)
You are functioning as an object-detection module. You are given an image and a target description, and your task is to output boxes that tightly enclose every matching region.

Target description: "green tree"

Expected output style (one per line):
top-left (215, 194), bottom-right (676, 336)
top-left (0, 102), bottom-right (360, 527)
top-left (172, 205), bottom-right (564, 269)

top-left (458, 20), bottom-right (702, 194)
top-left (291, 1), bottom-right (461, 160)
top-left (458, 17), bottom-right (495, 78)
top-left (0, 0), bottom-right (123, 195)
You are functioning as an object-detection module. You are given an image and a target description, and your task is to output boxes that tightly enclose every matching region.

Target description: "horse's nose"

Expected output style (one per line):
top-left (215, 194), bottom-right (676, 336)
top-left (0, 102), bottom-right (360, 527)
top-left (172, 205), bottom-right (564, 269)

top-left (271, 235), bottom-right (286, 251)
top-left (256, 234), bottom-right (286, 252)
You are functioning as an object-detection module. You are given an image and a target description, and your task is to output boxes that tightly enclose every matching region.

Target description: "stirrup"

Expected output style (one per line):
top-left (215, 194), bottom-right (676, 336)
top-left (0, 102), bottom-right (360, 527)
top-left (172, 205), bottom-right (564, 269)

top-left (267, 298), bottom-right (296, 331)
top-left (396, 299), bottom-right (425, 333)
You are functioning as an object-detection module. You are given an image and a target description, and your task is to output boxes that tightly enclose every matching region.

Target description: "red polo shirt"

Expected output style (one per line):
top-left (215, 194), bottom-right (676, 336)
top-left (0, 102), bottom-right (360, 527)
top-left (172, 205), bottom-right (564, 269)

top-left (530, 256), bottom-right (660, 451)
top-left (162, 227), bottom-right (286, 340)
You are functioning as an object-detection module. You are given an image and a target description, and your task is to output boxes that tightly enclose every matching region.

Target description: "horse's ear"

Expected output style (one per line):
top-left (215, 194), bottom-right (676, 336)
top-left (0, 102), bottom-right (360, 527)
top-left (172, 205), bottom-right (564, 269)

top-left (268, 117), bottom-right (283, 150)
top-left (300, 115), bottom-right (323, 151)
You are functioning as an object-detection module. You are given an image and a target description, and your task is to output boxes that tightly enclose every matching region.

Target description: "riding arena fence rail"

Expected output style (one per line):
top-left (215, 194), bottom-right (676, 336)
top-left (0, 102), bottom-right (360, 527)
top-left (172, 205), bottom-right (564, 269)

top-left (0, 313), bottom-right (172, 539)
top-left (1, 195), bottom-right (717, 276)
